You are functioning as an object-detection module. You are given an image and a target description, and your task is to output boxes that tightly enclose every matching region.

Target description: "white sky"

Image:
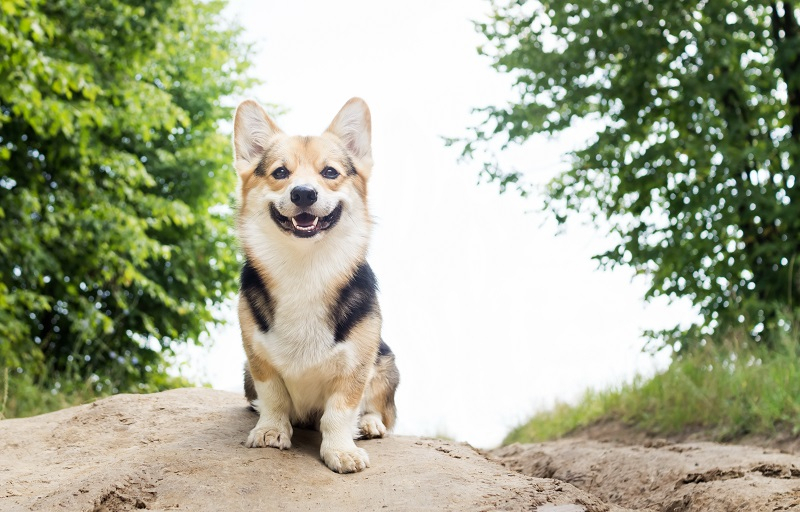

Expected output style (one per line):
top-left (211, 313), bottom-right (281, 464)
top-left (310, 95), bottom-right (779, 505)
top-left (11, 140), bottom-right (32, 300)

top-left (179, 0), bottom-right (698, 448)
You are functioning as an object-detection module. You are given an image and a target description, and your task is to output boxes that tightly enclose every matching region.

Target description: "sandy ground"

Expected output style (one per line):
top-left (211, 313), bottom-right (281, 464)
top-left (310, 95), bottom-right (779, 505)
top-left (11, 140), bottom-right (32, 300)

top-left (3, 388), bottom-right (797, 511)
top-left (490, 436), bottom-right (800, 511)
top-left (0, 388), bottom-right (627, 512)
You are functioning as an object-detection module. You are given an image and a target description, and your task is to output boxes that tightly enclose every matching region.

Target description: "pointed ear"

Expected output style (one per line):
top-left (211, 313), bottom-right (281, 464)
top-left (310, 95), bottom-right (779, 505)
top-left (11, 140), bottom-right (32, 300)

top-left (233, 100), bottom-right (282, 173)
top-left (325, 97), bottom-right (372, 164)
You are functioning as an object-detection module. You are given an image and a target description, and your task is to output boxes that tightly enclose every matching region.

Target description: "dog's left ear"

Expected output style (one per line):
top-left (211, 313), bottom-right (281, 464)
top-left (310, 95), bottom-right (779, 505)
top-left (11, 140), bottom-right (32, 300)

top-left (325, 97), bottom-right (372, 165)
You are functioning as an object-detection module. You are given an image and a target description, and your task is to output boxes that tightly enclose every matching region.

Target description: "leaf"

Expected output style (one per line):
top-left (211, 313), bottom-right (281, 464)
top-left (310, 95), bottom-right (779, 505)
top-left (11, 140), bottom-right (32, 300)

top-left (0, 0), bottom-right (258, 409)
top-left (462, 0), bottom-right (799, 349)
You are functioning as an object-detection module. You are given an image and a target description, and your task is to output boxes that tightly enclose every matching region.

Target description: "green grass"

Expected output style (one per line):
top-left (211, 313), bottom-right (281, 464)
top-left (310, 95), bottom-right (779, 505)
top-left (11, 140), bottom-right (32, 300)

top-left (0, 367), bottom-right (197, 420)
top-left (0, 371), bottom-right (110, 420)
top-left (504, 334), bottom-right (800, 445)
top-left (0, 367), bottom-right (8, 420)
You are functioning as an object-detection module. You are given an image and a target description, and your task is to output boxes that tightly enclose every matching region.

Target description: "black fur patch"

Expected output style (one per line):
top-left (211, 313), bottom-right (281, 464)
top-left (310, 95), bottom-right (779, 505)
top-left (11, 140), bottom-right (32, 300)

top-left (378, 339), bottom-right (393, 357)
top-left (334, 141), bottom-right (358, 176)
top-left (240, 259), bottom-right (273, 333)
top-left (332, 263), bottom-right (378, 342)
top-left (254, 158), bottom-right (268, 177)
top-left (344, 154), bottom-right (357, 176)
top-left (253, 141), bottom-right (279, 177)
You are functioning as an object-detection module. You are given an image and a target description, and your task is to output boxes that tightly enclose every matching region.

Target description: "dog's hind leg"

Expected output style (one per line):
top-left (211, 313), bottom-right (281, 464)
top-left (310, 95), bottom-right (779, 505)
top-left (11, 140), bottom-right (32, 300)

top-left (244, 363), bottom-right (257, 407)
top-left (358, 340), bottom-right (400, 438)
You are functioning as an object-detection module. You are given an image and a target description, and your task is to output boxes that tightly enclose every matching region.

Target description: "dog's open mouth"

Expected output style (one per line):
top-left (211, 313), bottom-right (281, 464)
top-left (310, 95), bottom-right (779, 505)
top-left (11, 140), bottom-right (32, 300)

top-left (269, 203), bottom-right (343, 238)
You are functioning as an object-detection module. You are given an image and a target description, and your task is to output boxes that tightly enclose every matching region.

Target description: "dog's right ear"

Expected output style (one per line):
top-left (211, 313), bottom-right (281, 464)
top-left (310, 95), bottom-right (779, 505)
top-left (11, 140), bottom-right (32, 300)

top-left (325, 97), bottom-right (372, 166)
top-left (233, 100), bottom-right (282, 177)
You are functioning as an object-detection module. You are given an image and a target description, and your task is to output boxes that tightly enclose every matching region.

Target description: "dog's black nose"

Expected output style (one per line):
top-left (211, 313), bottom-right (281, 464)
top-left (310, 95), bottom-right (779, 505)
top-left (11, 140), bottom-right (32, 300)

top-left (290, 186), bottom-right (317, 207)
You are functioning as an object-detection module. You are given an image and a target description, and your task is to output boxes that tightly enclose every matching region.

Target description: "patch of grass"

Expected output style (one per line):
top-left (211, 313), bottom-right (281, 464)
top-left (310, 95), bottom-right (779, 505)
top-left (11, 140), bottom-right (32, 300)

top-left (0, 367), bottom-right (8, 420)
top-left (0, 371), bottom-right (108, 419)
top-left (432, 430), bottom-right (456, 442)
top-left (504, 389), bottom-right (623, 445)
top-left (0, 368), bottom-right (195, 420)
top-left (504, 333), bottom-right (800, 445)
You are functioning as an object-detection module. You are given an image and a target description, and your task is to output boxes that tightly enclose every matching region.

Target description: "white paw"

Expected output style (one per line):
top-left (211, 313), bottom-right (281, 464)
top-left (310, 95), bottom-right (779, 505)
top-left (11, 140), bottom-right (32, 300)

top-left (321, 446), bottom-right (370, 473)
top-left (358, 413), bottom-right (387, 439)
top-left (246, 424), bottom-right (292, 450)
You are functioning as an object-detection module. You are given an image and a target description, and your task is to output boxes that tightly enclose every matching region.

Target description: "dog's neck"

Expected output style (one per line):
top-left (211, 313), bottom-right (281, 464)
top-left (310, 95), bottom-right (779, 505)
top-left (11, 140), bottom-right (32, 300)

top-left (242, 219), bottom-right (370, 300)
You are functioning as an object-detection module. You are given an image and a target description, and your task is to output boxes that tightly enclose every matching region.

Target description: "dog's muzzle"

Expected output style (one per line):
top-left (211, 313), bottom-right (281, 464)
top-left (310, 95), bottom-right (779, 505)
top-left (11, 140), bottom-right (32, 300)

top-left (269, 203), bottom-right (343, 238)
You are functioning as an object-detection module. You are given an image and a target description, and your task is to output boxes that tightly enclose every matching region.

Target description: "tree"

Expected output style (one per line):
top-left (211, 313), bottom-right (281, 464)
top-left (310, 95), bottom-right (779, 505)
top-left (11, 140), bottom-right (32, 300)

top-left (0, 0), bottom-right (252, 413)
top-left (463, 0), bottom-right (800, 349)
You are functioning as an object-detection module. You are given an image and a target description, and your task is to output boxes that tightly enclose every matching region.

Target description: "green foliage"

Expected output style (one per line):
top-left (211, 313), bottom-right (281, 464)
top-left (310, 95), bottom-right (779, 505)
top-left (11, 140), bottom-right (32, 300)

top-left (504, 330), bottom-right (800, 445)
top-left (465, 0), bottom-right (800, 348)
top-left (0, 368), bottom-right (8, 419)
top-left (0, 0), bottom-right (253, 415)
top-left (503, 391), bottom-right (620, 445)
top-left (1, 364), bottom-right (193, 419)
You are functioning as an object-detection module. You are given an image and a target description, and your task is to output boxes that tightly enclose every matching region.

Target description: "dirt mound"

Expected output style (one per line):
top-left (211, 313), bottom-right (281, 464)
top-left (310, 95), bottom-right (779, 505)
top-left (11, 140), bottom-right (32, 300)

top-left (490, 438), bottom-right (800, 511)
top-left (7, 388), bottom-right (795, 511)
top-left (0, 388), bottom-right (627, 511)
top-left (568, 419), bottom-right (800, 455)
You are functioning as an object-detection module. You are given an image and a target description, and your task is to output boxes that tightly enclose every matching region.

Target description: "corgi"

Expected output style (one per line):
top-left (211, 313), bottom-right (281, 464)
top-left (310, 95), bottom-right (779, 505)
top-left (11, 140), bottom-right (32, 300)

top-left (232, 98), bottom-right (399, 473)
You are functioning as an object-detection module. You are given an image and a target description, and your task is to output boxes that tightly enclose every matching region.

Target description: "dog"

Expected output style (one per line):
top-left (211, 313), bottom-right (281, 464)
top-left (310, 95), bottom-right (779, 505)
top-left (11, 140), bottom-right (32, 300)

top-left (232, 97), bottom-right (399, 473)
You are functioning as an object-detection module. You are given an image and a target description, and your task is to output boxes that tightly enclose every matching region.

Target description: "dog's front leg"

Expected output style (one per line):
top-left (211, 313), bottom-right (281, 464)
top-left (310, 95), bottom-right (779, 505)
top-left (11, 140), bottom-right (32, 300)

top-left (246, 376), bottom-right (293, 450)
top-left (320, 392), bottom-right (369, 473)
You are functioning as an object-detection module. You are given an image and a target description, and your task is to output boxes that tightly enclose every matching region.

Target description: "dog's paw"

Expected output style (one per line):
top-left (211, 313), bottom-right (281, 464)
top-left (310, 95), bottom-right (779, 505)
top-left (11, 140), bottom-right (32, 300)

top-left (321, 446), bottom-right (370, 473)
top-left (358, 413), bottom-right (387, 439)
top-left (246, 425), bottom-right (292, 450)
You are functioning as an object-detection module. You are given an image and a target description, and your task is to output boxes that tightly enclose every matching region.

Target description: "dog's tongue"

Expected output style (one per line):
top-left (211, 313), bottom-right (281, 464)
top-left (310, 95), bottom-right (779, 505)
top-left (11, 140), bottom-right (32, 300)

top-left (293, 212), bottom-right (317, 228)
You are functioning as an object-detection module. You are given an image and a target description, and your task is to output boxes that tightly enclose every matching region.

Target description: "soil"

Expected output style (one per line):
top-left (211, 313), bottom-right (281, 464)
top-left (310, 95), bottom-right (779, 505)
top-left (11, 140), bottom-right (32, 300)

top-left (489, 426), bottom-right (800, 512)
top-left (0, 388), bottom-right (628, 512)
top-left (1, 388), bottom-right (797, 511)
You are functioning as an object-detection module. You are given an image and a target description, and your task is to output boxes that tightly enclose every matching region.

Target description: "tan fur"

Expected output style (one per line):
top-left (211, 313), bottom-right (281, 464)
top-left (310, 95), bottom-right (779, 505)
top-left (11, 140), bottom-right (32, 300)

top-left (329, 317), bottom-right (381, 409)
top-left (232, 98), bottom-right (398, 474)
top-left (366, 355), bottom-right (399, 430)
top-left (238, 296), bottom-right (276, 383)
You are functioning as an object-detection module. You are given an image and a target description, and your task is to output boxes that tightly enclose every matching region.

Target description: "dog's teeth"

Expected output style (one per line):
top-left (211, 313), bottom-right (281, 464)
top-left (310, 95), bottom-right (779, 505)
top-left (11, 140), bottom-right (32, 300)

top-left (290, 216), bottom-right (320, 231)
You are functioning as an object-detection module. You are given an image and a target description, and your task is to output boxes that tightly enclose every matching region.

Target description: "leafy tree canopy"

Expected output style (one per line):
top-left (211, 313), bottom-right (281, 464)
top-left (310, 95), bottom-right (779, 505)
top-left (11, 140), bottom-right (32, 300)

top-left (464, 0), bottom-right (800, 350)
top-left (0, 0), bottom-right (253, 411)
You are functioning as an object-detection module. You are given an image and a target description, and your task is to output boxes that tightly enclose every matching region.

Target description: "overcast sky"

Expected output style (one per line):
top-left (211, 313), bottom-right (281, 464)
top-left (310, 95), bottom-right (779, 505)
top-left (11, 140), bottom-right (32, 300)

top-left (179, 0), bottom-right (699, 448)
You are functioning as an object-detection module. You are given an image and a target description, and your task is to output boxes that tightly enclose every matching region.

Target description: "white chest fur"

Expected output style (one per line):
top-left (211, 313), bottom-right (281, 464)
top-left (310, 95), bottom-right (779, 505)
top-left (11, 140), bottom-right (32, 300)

top-left (245, 222), bottom-right (367, 416)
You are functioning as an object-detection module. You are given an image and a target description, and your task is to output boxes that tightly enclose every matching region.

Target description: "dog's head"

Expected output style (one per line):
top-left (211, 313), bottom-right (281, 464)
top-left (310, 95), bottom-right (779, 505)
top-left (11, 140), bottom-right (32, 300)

top-left (233, 98), bottom-right (373, 246)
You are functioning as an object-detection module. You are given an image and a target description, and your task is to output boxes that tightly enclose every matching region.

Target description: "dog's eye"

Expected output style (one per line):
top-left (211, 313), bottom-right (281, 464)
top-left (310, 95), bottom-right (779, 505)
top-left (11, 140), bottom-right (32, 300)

top-left (271, 167), bottom-right (289, 180)
top-left (321, 167), bottom-right (340, 180)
